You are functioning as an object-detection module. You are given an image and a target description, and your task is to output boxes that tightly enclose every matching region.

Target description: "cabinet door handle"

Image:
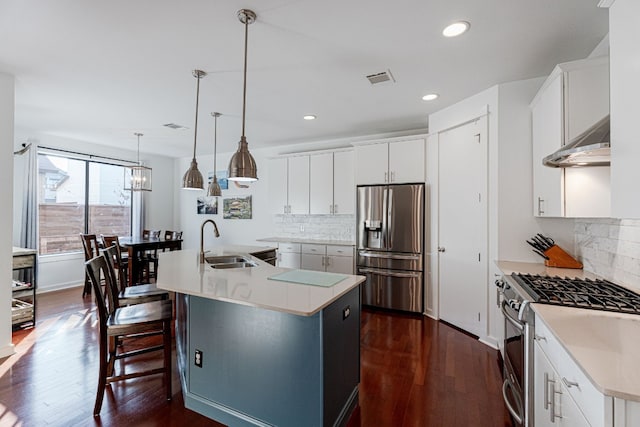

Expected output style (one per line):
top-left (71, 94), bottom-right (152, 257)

top-left (384, 171), bottom-right (388, 183)
top-left (538, 197), bottom-right (545, 215)
top-left (562, 377), bottom-right (579, 389)
top-left (534, 334), bottom-right (547, 342)
top-left (333, 204), bottom-right (337, 214)
top-left (551, 386), bottom-right (562, 423)
top-left (390, 171), bottom-right (395, 182)
top-left (544, 372), bottom-right (551, 410)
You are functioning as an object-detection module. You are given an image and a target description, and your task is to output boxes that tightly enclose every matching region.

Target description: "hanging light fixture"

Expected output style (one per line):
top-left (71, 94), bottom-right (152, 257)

top-left (207, 112), bottom-right (222, 197)
top-left (228, 9), bottom-right (258, 182)
top-left (182, 69), bottom-right (207, 190)
top-left (124, 132), bottom-right (152, 191)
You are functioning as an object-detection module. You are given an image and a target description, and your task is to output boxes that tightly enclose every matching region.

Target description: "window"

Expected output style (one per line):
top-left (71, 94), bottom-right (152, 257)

top-left (38, 153), bottom-right (132, 255)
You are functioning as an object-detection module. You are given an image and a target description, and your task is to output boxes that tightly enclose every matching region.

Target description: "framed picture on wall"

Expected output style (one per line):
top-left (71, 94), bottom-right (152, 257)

top-left (197, 196), bottom-right (218, 215)
top-left (207, 170), bottom-right (229, 190)
top-left (223, 195), bottom-right (252, 219)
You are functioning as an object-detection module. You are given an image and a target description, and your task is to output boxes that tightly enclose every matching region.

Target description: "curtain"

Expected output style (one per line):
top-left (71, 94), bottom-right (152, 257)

top-left (13, 143), bottom-right (38, 250)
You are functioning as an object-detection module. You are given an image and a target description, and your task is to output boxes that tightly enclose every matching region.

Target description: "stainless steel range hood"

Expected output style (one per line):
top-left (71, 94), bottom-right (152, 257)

top-left (543, 115), bottom-right (610, 167)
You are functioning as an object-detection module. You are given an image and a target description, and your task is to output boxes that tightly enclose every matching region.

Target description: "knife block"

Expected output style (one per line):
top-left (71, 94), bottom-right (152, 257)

top-left (543, 245), bottom-right (583, 269)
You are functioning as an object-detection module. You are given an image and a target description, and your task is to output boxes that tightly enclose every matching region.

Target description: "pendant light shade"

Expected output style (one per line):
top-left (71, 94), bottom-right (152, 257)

top-left (182, 69), bottom-right (207, 190)
top-left (124, 132), bottom-right (152, 192)
top-left (228, 9), bottom-right (258, 182)
top-left (207, 112), bottom-right (222, 197)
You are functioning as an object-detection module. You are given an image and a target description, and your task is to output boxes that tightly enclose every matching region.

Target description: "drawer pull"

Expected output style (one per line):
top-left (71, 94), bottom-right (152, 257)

top-left (534, 334), bottom-right (547, 342)
top-left (562, 377), bottom-right (579, 389)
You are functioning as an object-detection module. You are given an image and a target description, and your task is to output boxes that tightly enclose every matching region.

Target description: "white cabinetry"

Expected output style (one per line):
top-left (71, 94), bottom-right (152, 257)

top-left (268, 156), bottom-right (309, 214)
top-left (530, 56), bottom-right (610, 217)
top-left (355, 138), bottom-right (425, 185)
top-left (534, 342), bottom-right (590, 426)
top-left (609, 0), bottom-right (640, 218)
top-left (309, 150), bottom-right (355, 215)
top-left (299, 244), bottom-right (354, 274)
top-left (534, 315), bottom-right (611, 427)
top-left (276, 243), bottom-right (301, 269)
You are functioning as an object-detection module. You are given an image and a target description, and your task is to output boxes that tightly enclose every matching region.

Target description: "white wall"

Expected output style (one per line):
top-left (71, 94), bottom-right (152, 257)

top-left (12, 132), bottom-right (176, 292)
top-left (1, 73), bottom-right (16, 358)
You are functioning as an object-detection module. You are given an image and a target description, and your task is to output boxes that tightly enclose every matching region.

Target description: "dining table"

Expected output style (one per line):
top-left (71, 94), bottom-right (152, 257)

top-left (118, 236), bottom-right (182, 286)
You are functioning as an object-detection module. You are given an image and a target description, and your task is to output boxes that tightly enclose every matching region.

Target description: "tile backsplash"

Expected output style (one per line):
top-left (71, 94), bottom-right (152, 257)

top-left (575, 219), bottom-right (640, 291)
top-left (272, 215), bottom-right (356, 242)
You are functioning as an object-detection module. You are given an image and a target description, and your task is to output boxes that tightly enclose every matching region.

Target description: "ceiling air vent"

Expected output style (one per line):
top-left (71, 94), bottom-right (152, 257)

top-left (366, 70), bottom-right (395, 85)
top-left (163, 123), bottom-right (188, 130)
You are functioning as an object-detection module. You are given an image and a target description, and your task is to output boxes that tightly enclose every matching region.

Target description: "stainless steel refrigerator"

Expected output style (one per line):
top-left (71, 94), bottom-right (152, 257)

top-left (356, 183), bottom-right (425, 313)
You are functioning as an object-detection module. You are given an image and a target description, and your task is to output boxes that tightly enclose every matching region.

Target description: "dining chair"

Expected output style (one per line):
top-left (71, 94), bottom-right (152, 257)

top-left (100, 234), bottom-right (129, 275)
top-left (162, 230), bottom-right (183, 252)
top-left (141, 229), bottom-right (161, 282)
top-left (85, 255), bottom-right (172, 416)
top-left (80, 233), bottom-right (101, 296)
top-left (102, 245), bottom-right (169, 305)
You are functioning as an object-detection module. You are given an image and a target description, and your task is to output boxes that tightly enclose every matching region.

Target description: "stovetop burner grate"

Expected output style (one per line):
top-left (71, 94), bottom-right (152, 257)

top-left (510, 274), bottom-right (640, 314)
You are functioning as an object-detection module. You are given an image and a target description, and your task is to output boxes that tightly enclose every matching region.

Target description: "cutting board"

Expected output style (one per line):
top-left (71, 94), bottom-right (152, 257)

top-left (268, 270), bottom-right (348, 287)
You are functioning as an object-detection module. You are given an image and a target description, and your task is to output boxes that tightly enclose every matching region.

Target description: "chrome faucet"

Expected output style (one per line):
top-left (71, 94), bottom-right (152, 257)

top-left (199, 219), bottom-right (220, 263)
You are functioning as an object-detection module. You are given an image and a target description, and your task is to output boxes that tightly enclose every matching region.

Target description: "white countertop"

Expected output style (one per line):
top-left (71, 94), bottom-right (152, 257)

top-left (496, 260), bottom-right (640, 401)
top-left (257, 237), bottom-right (355, 246)
top-left (156, 248), bottom-right (365, 317)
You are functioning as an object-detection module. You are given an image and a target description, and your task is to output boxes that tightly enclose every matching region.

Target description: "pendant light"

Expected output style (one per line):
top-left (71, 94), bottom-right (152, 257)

top-left (124, 132), bottom-right (152, 191)
top-left (228, 9), bottom-right (258, 182)
top-left (182, 69), bottom-right (207, 190)
top-left (207, 112), bottom-right (222, 197)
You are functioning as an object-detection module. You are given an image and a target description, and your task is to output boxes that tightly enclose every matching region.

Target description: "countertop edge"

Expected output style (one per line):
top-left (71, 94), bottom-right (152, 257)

top-left (257, 237), bottom-right (356, 246)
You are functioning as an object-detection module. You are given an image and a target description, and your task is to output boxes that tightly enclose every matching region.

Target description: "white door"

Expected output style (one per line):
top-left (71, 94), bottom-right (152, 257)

top-left (268, 158), bottom-right (288, 214)
top-left (355, 143), bottom-right (388, 185)
top-left (288, 155), bottom-right (310, 214)
top-left (388, 139), bottom-right (425, 183)
top-left (438, 118), bottom-right (487, 337)
top-left (309, 153), bottom-right (333, 214)
top-left (333, 150), bottom-right (355, 215)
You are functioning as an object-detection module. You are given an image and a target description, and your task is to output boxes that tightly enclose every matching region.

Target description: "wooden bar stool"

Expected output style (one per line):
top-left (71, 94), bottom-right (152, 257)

top-left (102, 245), bottom-right (170, 305)
top-left (85, 255), bottom-right (172, 416)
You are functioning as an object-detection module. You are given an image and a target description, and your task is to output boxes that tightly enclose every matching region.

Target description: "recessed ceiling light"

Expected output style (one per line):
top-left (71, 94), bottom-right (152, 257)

top-left (303, 115), bottom-right (316, 120)
top-left (442, 21), bottom-right (470, 37)
top-left (422, 93), bottom-right (439, 101)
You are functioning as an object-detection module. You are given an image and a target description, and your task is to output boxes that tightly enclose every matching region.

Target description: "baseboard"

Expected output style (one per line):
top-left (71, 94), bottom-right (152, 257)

top-left (36, 283), bottom-right (83, 294)
top-left (0, 343), bottom-right (16, 359)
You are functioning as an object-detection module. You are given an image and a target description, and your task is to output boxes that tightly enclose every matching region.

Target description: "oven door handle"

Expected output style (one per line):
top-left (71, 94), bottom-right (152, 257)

top-left (501, 300), bottom-right (524, 332)
top-left (502, 379), bottom-right (524, 425)
top-left (358, 267), bottom-right (421, 278)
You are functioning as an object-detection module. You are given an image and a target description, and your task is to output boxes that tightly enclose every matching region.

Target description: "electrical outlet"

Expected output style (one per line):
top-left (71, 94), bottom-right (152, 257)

top-left (343, 305), bottom-right (351, 320)
top-left (194, 349), bottom-right (203, 368)
top-left (300, 224), bottom-right (305, 232)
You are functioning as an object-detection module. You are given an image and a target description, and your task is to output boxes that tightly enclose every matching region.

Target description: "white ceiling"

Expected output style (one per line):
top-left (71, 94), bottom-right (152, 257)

top-left (0, 0), bottom-right (608, 158)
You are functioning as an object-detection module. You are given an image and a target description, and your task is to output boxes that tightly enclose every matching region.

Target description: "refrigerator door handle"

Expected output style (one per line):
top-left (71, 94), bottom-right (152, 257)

top-left (358, 267), bottom-right (422, 278)
top-left (358, 251), bottom-right (421, 261)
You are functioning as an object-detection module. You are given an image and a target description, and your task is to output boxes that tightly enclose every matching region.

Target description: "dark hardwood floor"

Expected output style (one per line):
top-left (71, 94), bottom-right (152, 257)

top-left (1, 287), bottom-right (513, 427)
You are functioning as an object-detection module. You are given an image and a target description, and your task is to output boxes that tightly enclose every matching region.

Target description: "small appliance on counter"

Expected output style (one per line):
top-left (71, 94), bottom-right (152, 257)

top-left (526, 233), bottom-right (582, 269)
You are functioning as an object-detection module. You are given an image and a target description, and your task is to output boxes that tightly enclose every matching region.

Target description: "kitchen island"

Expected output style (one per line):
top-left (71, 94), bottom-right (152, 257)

top-left (156, 246), bottom-right (365, 427)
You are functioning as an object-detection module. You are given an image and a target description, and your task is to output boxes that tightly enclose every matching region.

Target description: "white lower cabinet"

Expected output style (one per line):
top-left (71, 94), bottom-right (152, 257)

top-left (534, 315), bottom-right (616, 427)
top-left (301, 244), bottom-right (354, 274)
top-left (277, 243), bottom-right (301, 269)
top-left (534, 342), bottom-right (590, 426)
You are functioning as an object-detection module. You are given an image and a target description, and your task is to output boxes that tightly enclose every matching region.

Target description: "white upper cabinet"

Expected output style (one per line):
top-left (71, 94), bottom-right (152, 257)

top-left (610, 0), bottom-right (640, 218)
top-left (355, 138), bottom-right (425, 185)
top-left (267, 156), bottom-right (309, 214)
top-left (530, 56), bottom-right (610, 217)
top-left (287, 156), bottom-right (310, 214)
top-left (309, 153), bottom-right (333, 214)
top-left (309, 150), bottom-right (355, 215)
top-left (332, 150), bottom-right (355, 215)
top-left (268, 157), bottom-right (289, 214)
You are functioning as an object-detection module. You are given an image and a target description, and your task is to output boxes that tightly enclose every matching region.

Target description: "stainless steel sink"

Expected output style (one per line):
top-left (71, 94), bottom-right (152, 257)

top-left (205, 255), bottom-right (257, 269)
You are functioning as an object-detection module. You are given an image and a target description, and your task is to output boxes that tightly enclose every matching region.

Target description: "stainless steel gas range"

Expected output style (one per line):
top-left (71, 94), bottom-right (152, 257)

top-left (496, 273), bottom-right (640, 427)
